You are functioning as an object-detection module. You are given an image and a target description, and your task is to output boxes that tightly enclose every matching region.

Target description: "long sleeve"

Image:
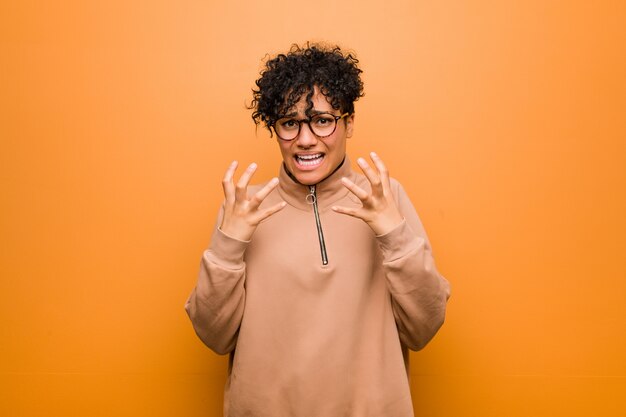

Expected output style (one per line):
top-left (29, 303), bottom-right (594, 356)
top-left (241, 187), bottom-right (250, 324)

top-left (186, 163), bottom-right (448, 416)
top-left (185, 220), bottom-right (249, 355)
top-left (376, 182), bottom-right (451, 351)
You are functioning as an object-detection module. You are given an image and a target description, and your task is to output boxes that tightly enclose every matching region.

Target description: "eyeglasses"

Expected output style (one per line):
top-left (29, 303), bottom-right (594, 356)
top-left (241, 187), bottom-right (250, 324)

top-left (273, 112), bottom-right (350, 141)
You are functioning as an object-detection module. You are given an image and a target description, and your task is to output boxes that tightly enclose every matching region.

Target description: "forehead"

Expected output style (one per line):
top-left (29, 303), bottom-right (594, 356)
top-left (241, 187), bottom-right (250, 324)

top-left (283, 89), bottom-right (335, 116)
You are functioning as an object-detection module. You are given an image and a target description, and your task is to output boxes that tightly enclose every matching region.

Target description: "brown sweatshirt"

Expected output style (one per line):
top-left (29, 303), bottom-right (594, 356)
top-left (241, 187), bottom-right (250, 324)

top-left (185, 158), bottom-right (450, 417)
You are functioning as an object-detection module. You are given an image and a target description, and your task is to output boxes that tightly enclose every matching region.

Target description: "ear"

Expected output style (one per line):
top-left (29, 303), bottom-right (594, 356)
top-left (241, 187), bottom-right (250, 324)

top-left (345, 113), bottom-right (355, 138)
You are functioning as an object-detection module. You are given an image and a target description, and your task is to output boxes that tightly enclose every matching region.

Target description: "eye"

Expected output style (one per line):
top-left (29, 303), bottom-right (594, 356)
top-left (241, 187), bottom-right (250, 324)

top-left (313, 115), bottom-right (333, 126)
top-left (278, 119), bottom-right (299, 129)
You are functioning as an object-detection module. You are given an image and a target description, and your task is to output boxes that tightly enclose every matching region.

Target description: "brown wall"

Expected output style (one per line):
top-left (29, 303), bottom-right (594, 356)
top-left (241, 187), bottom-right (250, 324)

top-left (1, 1), bottom-right (625, 416)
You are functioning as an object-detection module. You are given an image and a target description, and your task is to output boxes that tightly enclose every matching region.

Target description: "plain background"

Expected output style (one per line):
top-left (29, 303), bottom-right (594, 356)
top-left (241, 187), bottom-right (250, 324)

top-left (1, 1), bottom-right (625, 416)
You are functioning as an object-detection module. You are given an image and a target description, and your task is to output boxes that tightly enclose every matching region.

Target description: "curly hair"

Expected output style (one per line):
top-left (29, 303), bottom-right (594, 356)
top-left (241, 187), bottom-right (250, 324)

top-left (250, 43), bottom-right (364, 135)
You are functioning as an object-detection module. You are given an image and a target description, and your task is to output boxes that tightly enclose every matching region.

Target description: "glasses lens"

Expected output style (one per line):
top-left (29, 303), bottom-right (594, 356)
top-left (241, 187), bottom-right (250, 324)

top-left (275, 118), bottom-right (299, 140)
top-left (310, 114), bottom-right (337, 137)
top-left (274, 114), bottom-right (339, 140)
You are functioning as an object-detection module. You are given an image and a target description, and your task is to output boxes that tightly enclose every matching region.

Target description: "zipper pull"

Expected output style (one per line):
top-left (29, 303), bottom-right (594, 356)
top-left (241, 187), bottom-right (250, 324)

top-left (306, 185), bottom-right (316, 205)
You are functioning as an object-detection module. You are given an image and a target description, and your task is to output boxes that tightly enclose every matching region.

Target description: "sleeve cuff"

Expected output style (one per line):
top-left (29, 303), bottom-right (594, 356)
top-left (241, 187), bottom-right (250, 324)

top-left (375, 219), bottom-right (423, 262)
top-left (205, 228), bottom-right (250, 269)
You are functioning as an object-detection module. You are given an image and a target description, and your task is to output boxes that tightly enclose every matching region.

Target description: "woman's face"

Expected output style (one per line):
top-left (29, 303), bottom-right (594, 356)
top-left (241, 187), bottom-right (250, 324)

top-left (276, 87), bottom-right (354, 185)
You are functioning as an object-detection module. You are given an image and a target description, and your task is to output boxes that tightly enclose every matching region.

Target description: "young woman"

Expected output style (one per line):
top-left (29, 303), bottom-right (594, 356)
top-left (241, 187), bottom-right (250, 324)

top-left (185, 44), bottom-right (450, 417)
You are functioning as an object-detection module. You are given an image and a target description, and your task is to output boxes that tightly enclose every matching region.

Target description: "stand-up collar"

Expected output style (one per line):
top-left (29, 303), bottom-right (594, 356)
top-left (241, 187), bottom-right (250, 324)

top-left (277, 156), bottom-right (357, 211)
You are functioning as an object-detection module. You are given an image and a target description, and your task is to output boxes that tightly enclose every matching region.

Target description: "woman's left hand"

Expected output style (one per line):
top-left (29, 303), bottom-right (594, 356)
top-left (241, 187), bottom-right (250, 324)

top-left (332, 152), bottom-right (404, 236)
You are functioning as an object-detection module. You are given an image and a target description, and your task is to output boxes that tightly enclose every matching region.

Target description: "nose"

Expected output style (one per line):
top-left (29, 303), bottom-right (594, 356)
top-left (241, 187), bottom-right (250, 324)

top-left (295, 122), bottom-right (318, 148)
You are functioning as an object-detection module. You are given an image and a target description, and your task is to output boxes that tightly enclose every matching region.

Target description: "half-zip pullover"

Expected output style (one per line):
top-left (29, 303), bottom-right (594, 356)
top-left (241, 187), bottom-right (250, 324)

top-left (185, 156), bottom-right (451, 417)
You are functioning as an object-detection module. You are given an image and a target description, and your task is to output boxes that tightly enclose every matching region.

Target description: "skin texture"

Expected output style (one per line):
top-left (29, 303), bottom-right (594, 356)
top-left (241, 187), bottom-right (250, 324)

top-left (218, 161), bottom-right (286, 242)
top-left (276, 87), bottom-right (354, 186)
top-left (219, 88), bottom-right (404, 240)
top-left (332, 152), bottom-right (404, 236)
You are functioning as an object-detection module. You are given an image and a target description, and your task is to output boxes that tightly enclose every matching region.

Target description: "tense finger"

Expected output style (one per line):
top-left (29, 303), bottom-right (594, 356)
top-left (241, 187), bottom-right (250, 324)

top-left (370, 152), bottom-right (391, 187)
top-left (331, 204), bottom-right (365, 220)
top-left (357, 157), bottom-right (383, 197)
top-left (341, 177), bottom-right (369, 202)
top-left (235, 162), bottom-right (257, 201)
top-left (222, 161), bottom-right (238, 201)
top-left (251, 201), bottom-right (287, 223)
top-left (250, 177), bottom-right (279, 208)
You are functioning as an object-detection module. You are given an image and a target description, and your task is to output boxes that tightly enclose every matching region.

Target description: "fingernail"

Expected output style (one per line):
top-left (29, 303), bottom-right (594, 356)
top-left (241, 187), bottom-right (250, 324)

top-left (370, 152), bottom-right (377, 158)
top-left (357, 157), bottom-right (365, 165)
top-left (250, 163), bottom-right (257, 169)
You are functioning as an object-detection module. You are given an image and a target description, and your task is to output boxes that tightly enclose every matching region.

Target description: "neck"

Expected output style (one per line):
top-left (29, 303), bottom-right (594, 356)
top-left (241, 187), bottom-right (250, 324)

top-left (277, 155), bottom-right (355, 210)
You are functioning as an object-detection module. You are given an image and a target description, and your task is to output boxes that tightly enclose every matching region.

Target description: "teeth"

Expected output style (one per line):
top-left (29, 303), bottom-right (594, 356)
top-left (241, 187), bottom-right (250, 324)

top-left (298, 154), bottom-right (322, 160)
top-left (296, 154), bottom-right (324, 166)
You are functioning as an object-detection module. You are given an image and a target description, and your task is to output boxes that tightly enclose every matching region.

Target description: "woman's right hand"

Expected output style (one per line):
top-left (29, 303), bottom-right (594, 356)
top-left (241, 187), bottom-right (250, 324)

top-left (219, 161), bottom-right (286, 241)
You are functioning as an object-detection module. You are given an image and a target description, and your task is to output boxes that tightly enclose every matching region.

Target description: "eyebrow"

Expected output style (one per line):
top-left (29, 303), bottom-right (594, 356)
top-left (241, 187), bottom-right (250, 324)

top-left (280, 109), bottom-right (334, 118)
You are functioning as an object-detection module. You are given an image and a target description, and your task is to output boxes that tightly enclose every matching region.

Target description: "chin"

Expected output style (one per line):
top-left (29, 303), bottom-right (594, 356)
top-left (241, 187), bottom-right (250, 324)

top-left (293, 171), bottom-right (324, 186)
top-left (286, 158), bottom-right (329, 186)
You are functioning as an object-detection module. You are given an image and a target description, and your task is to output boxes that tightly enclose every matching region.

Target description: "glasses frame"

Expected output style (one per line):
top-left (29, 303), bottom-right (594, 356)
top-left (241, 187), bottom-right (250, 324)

top-left (272, 112), bottom-right (350, 141)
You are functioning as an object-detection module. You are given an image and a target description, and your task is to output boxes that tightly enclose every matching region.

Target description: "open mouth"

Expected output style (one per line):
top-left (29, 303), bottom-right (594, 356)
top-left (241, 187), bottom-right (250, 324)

top-left (295, 153), bottom-right (325, 168)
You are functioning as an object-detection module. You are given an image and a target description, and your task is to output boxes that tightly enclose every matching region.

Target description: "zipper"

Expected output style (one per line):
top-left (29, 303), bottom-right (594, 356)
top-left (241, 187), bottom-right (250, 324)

top-left (307, 185), bottom-right (329, 266)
